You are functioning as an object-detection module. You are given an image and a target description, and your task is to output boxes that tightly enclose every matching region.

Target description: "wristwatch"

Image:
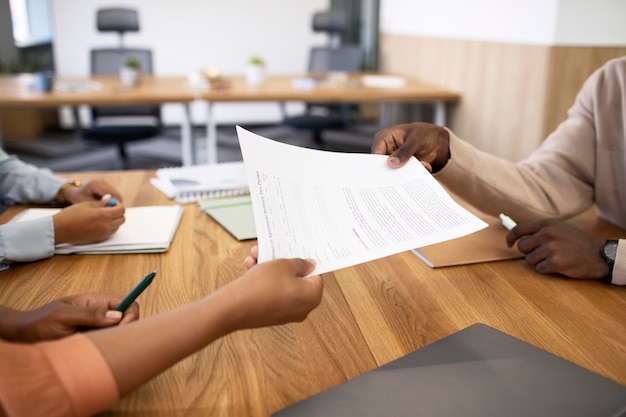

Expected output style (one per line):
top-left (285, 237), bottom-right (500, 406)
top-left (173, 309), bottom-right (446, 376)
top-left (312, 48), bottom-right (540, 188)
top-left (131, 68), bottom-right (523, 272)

top-left (601, 239), bottom-right (619, 284)
top-left (56, 180), bottom-right (81, 204)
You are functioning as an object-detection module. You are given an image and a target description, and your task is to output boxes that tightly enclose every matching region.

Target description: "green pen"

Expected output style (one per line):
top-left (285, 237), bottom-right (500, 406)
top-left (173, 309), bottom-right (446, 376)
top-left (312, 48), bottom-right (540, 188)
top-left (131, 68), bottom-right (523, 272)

top-left (115, 270), bottom-right (157, 312)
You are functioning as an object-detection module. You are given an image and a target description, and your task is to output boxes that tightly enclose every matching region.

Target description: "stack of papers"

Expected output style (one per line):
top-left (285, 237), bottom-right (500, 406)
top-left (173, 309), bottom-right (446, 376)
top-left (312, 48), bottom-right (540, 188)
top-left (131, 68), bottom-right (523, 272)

top-left (361, 75), bottom-right (407, 88)
top-left (55, 81), bottom-right (103, 92)
top-left (151, 161), bottom-right (249, 203)
top-left (15, 205), bottom-right (184, 254)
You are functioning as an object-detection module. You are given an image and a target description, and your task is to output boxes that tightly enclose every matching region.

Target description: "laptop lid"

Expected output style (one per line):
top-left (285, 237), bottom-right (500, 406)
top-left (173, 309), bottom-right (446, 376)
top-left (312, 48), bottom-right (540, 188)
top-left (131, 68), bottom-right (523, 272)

top-left (273, 323), bottom-right (626, 417)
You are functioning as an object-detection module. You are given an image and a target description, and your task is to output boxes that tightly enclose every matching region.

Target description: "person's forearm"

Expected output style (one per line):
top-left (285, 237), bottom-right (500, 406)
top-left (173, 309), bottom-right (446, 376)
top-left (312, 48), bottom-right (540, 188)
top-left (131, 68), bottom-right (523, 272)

top-left (0, 305), bottom-right (23, 341)
top-left (0, 218), bottom-right (55, 263)
top-left (87, 286), bottom-right (241, 396)
top-left (0, 151), bottom-right (64, 204)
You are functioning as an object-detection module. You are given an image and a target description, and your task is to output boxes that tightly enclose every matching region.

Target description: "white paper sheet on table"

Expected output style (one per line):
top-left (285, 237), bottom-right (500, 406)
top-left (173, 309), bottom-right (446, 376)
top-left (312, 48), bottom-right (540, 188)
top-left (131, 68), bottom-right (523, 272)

top-left (236, 126), bottom-right (487, 276)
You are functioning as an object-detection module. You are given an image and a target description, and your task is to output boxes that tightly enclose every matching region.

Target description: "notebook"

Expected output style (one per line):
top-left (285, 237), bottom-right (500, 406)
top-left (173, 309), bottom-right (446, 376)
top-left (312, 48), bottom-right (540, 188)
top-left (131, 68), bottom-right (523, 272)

top-left (412, 192), bottom-right (523, 267)
top-left (412, 209), bottom-right (523, 267)
top-left (14, 205), bottom-right (184, 254)
top-left (198, 195), bottom-right (257, 241)
top-left (151, 161), bottom-right (249, 204)
top-left (273, 323), bottom-right (626, 417)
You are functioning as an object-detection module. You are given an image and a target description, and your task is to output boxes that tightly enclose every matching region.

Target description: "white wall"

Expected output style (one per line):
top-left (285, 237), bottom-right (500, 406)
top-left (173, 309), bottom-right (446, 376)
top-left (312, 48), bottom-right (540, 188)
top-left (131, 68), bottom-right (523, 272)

top-left (554, 0), bottom-right (626, 46)
top-left (380, 0), bottom-right (626, 46)
top-left (51, 0), bottom-right (328, 125)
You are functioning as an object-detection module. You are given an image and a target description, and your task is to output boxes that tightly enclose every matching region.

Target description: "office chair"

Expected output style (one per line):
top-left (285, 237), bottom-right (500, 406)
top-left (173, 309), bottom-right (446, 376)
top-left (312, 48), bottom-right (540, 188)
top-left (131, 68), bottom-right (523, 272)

top-left (80, 8), bottom-right (162, 169)
top-left (281, 9), bottom-right (363, 147)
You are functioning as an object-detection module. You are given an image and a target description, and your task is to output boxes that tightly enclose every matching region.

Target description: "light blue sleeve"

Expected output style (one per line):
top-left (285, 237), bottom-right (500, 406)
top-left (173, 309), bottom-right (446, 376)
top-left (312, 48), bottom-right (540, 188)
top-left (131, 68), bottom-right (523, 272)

top-left (0, 149), bottom-right (66, 205)
top-left (0, 216), bottom-right (55, 264)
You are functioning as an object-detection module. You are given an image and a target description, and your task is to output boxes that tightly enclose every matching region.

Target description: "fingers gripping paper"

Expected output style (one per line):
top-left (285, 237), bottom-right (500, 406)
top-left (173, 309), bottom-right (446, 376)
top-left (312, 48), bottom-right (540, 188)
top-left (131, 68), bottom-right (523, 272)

top-left (236, 126), bottom-right (487, 276)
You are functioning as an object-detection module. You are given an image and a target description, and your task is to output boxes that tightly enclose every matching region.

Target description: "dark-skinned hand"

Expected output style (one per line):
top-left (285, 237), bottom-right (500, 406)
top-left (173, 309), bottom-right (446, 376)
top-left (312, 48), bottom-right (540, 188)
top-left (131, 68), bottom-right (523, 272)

top-left (506, 219), bottom-right (608, 280)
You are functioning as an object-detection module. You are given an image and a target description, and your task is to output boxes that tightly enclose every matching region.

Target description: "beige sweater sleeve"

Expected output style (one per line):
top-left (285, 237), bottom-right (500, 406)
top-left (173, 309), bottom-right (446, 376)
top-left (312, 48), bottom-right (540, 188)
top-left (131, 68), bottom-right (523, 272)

top-left (436, 122), bottom-right (595, 224)
top-left (435, 56), bottom-right (626, 285)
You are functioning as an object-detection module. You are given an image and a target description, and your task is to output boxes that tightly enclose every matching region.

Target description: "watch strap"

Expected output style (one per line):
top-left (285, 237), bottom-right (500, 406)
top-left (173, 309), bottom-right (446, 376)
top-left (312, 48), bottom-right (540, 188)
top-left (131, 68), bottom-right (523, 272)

top-left (601, 239), bottom-right (618, 284)
top-left (56, 180), bottom-right (81, 204)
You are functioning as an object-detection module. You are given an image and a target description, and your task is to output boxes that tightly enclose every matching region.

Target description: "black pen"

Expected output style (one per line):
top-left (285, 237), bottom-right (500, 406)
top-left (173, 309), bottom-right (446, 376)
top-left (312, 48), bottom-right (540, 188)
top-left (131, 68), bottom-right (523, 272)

top-left (115, 270), bottom-right (157, 312)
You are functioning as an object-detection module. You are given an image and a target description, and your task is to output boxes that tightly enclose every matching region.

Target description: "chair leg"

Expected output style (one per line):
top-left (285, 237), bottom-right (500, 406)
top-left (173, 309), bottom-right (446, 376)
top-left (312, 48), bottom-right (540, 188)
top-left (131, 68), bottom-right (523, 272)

top-left (117, 143), bottom-right (129, 169)
top-left (311, 130), bottom-right (324, 149)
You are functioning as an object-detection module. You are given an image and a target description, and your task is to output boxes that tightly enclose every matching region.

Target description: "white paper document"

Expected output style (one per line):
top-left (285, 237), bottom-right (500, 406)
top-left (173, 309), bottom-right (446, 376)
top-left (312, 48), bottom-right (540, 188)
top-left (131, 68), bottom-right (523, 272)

top-left (237, 126), bottom-right (487, 276)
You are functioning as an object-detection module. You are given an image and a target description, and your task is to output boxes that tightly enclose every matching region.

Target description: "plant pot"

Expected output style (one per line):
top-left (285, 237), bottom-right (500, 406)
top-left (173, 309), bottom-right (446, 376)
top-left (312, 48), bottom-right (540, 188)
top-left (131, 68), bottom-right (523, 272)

top-left (245, 64), bottom-right (265, 86)
top-left (120, 67), bottom-right (139, 86)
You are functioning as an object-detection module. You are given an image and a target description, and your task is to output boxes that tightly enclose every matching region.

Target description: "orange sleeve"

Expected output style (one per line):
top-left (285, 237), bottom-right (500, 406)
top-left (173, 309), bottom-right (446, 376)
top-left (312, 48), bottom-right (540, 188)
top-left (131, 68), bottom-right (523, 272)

top-left (0, 334), bottom-right (119, 417)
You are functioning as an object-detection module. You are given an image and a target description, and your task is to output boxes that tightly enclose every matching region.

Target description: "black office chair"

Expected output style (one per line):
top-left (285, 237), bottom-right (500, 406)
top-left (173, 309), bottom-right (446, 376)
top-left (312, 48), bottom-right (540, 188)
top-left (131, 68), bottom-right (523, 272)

top-left (81, 8), bottom-right (162, 169)
top-left (281, 9), bottom-right (363, 147)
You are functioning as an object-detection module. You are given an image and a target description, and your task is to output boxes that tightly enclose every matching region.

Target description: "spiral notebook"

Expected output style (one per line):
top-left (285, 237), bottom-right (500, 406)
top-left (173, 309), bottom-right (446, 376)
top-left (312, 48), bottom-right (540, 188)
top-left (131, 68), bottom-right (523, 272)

top-left (151, 161), bottom-right (249, 204)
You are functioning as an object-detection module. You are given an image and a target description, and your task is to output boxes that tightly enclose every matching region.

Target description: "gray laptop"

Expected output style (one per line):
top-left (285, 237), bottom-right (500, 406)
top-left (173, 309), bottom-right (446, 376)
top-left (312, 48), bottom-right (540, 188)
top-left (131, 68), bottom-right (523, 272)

top-left (273, 323), bottom-right (626, 417)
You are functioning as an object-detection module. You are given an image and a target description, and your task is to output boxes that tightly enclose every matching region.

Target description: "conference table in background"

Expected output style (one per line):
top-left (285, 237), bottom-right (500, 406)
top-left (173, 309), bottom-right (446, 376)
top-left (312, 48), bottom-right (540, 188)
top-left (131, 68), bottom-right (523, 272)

top-left (1, 170), bottom-right (624, 417)
top-left (198, 74), bottom-right (461, 164)
top-left (0, 74), bottom-right (199, 166)
top-left (0, 73), bottom-right (460, 166)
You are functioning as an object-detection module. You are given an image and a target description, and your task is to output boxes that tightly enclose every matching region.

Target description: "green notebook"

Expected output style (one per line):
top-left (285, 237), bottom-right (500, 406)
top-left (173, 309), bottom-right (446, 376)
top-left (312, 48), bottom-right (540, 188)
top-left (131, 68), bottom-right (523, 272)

top-left (198, 195), bottom-right (257, 241)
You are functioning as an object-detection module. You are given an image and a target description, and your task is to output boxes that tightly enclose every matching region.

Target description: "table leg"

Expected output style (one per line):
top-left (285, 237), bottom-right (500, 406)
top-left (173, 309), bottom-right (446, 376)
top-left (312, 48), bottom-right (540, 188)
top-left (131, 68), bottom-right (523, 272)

top-left (181, 103), bottom-right (193, 166)
top-left (379, 102), bottom-right (392, 128)
top-left (205, 101), bottom-right (218, 164)
top-left (411, 103), bottom-right (424, 123)
top-left (72, 106), bottom-right (82, 131)
top-left (433, 101), bottom-right (446, 126)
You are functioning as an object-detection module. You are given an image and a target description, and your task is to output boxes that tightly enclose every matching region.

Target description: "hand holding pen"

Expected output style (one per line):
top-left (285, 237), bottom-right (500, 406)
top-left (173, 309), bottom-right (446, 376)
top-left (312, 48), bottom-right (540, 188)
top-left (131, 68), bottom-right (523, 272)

top-left (2, 270), bottom-right (156, 342)
top-left (60, 179), bottom-right (123, 204)
top-left (0, 293), bottom-right (141, 343)
top-left (52, 198), bottom-right (126, 245)
top-left (499, 213), bottom-right (517, 231)
top-left (102, 194), bottom-right (117, 207)
top-left (499, 214), bottom-right (608, 279)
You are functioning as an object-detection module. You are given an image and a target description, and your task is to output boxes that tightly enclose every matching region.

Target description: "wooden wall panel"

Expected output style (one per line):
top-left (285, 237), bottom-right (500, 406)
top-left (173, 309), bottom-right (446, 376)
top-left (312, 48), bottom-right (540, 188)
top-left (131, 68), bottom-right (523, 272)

top-left (380, 34), bottom-right (550, 161)
top-left (380, 34), bottom-right (626, 162)
top-left (543, 47), bottom-right (626, 138)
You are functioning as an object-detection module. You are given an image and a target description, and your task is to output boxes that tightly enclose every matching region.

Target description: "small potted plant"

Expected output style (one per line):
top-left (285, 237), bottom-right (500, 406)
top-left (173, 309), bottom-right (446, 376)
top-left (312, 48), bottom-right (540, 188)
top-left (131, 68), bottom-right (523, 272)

top-left (246, 55), bottom-right (266, 86)
top-left (120, 56), bottom-right (140, 86)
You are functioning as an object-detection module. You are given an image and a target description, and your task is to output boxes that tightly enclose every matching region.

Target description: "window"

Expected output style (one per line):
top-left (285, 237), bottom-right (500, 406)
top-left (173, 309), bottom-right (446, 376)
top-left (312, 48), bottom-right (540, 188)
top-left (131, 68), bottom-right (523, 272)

top-left (9, 0), bottom-right (53, 47)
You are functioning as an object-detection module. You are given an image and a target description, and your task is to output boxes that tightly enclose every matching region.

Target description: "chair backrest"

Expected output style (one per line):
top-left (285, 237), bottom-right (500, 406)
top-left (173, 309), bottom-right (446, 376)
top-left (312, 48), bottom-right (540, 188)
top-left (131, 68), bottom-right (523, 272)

top-left (90, 48), bottom-right (160, 119)
top-left (306, 45), bottom-right (362, 121)
top-left (308, 46), bottom-right (362, 73)
top-left (91, 48), bottom-right (153, 75)
top-left (97, 8), bottom-right (139, 48)
top-left (97, 8), bottom-right (139, 32)
top-left (312, 9), bottom-right (349, 48)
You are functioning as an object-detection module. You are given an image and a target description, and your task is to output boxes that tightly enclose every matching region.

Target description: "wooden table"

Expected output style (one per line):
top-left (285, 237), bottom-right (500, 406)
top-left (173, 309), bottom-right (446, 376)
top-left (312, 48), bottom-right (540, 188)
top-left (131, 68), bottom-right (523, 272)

top-left (0, 74), bottom-right (199, 166)
top-left (0, 73), bottom-right (460, 166)
top-left (1, 170), bottom-right (624, 417)
top-left (199, 74), bottom-right (461, 164)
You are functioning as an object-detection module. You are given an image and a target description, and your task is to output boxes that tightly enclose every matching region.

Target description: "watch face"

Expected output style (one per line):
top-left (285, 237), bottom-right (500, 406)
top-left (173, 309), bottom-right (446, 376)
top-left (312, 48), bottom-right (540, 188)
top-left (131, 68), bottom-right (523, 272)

top-left (603, 241), bottom-right (618, 261)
